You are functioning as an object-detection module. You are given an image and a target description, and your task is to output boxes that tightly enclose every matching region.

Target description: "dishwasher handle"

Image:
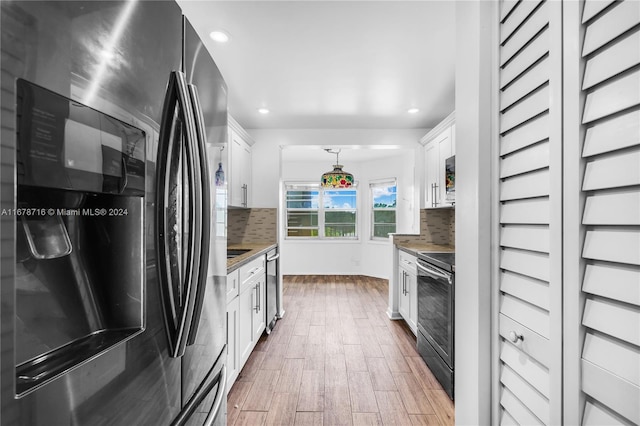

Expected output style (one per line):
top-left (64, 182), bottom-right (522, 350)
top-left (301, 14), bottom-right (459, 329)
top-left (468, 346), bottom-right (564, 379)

top-left (267, 253), bottom-right (280, 262)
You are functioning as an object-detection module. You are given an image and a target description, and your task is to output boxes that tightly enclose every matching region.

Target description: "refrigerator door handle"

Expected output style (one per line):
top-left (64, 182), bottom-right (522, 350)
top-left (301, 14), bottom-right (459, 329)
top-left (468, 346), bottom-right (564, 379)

top-left (156, 70), bottom-right (200, 358)
top-left (171, 358), bottom-right (227, 426)
top-left (186, 83), bottom-right (211, 346)
top-left (204, 364), bottom-right (227, 426)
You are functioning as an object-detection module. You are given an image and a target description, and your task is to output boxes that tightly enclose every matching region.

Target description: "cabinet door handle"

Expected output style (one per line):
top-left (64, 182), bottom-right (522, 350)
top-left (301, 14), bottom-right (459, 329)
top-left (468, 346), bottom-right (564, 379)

top-left (405, 272), bottom-right (408, 296)
top-left (254, 284), bottom-right (259, 313)
top-left (242, 184), bottom-right (248, 207)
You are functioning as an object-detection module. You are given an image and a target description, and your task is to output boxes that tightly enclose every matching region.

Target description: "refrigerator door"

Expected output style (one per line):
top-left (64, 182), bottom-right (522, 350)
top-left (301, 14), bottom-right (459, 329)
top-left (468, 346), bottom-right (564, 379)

top-left (1, 1), bottom-right (183, 424)
top-left (155, 69), bottom-right (203, 359)
top-left (181, 16), bottom-right (228, 417)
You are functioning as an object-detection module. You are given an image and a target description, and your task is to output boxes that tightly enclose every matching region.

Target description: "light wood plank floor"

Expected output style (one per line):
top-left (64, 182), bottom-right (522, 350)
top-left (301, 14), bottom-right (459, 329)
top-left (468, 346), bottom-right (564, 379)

top-left (227, 275), bottom-right (455, 426)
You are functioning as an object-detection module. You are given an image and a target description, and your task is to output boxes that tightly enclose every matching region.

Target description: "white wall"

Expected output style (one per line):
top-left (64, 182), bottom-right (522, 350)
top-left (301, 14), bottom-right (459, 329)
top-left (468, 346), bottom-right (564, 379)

top-left (358, 152), bottom-right (418, 279)
top-left (454, 1), bottom-right (494, 425)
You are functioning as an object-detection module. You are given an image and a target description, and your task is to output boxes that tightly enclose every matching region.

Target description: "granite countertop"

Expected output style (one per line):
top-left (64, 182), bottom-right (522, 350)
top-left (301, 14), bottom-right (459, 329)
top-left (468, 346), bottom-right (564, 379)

top-left (227, 242), bottom-right (278, 273)
top-left (396, 242), bottom-right (455, 256)
top-left (397, 242), bottom-right (456, 272)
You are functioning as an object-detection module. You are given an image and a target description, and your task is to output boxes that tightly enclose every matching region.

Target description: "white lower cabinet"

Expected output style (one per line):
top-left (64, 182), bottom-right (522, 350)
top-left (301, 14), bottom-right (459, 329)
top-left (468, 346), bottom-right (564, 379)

top-left (238, 281), bottom-right (255, 365)
top-left (251, 273), bottom-right (266, 343)
top-left (226, 295), bottom-right (239, 392)
top-left (398, 251), bottom-right (417, 334)
top-left (226, 255), bottom-right (266, 391)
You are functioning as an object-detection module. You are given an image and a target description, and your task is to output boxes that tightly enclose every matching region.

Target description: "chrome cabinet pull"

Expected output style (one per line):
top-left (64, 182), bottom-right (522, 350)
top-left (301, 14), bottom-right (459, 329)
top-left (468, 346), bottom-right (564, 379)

top-left (255, 284), bottom-right (260, 313)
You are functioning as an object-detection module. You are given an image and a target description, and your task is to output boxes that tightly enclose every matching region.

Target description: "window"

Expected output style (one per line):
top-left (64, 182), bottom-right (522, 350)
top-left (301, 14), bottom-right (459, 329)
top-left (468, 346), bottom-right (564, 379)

top-left (285, 183), bottom-right (358, 239)
top-left (371, 179), bottom-right (397, 239)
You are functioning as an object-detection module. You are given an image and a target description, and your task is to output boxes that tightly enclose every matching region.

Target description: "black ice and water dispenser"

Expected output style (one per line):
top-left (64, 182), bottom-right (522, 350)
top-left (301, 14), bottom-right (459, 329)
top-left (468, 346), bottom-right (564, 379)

top-left (14, 79), bottom-right (146, 396)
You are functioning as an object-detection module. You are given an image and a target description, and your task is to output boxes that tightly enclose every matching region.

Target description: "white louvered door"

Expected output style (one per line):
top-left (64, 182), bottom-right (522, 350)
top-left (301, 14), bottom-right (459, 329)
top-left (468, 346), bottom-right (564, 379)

top-left (495, 0), bottom-right (640, 424)
top-left (578, 0), bottom-right (640, 424)
top-left (495, 1), bottom-right (563, 425)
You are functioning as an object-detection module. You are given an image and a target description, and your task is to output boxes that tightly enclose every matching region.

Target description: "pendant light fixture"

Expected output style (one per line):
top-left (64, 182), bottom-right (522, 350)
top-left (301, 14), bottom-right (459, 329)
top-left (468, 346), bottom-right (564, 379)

top-left (321, 149), bottom-right (354, 188)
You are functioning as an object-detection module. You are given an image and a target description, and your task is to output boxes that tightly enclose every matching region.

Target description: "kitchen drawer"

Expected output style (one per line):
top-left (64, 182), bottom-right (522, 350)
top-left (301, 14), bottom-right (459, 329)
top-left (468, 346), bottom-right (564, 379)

top-left (399, 250), bottom-right (417, 272)
top-left (226, 269), bottom-right (239, 303)
top-left (239, 255), bottom-right (265, 292)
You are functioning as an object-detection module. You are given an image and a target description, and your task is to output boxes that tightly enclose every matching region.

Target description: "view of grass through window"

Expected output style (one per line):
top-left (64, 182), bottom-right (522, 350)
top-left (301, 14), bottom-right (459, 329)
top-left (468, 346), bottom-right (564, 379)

top-left (371, 181), bottom-right (397, 238)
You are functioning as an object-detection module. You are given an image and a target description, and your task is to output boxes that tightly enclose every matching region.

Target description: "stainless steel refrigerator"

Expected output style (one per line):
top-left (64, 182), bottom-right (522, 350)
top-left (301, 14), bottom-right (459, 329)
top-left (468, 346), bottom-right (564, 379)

top-left (0, 1), bottom-right (227, 424)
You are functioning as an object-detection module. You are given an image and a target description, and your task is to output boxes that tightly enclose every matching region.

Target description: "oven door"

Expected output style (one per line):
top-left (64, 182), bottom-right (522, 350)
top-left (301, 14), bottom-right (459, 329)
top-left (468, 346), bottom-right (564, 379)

top-left (416, 260), bottom-right (454, 369)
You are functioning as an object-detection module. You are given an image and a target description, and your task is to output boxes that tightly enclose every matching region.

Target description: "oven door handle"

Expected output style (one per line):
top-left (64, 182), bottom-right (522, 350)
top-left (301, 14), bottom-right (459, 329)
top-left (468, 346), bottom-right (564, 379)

top-left (416, 262), bottom-right (452, 284)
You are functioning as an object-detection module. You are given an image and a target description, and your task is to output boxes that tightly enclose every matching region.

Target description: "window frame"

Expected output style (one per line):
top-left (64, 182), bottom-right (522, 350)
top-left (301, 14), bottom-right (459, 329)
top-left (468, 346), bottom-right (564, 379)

top-left (285, 182), bottom-right (359, 240)
top-left (370, 178), bottom-right (397, 240)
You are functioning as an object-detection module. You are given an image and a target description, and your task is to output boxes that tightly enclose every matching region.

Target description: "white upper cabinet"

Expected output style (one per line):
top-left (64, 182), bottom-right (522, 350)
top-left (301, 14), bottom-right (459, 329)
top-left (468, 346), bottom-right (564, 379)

top-left (421, 112), bottom-right (455, 208)
top-left (228, 115), bottom-right (253, 208)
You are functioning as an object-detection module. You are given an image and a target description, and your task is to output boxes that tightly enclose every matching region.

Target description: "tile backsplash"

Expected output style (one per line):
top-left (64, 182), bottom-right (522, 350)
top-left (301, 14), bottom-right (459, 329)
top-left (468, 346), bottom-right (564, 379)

top-left (393, 208), bottom-right (455, 246)
top-left (227, 208), bottom-right (277, 244)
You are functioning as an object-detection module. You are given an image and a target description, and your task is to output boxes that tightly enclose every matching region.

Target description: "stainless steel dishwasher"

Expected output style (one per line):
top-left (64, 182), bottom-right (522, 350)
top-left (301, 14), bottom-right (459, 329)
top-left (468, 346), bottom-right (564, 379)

top-left (265, 248), bottom-right (280, 334)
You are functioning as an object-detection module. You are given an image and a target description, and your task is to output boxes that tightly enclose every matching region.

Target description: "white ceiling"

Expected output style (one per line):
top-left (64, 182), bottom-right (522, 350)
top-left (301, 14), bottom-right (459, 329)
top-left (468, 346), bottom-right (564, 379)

top-left (281, 145), bottom-right (413, 163)
top-left (178, 1), bottom-right (456, 130)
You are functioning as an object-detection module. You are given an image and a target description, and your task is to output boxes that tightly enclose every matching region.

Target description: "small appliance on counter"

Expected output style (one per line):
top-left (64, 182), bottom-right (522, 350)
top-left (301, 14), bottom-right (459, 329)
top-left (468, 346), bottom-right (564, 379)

top-left (416, 251), bottom-right (455, 400)
top-left (445, 155), bottom-right (455, 204)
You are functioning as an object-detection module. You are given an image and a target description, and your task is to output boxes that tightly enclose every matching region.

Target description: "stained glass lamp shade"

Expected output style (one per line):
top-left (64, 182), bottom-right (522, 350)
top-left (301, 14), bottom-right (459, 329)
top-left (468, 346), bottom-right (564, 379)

top-left (321, 149), bottom-right (354, 188)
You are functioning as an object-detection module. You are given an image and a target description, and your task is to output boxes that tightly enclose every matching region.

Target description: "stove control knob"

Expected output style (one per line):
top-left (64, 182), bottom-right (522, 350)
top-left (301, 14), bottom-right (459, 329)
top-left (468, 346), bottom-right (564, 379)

top-left (509, 331), bottom-right (523, 344)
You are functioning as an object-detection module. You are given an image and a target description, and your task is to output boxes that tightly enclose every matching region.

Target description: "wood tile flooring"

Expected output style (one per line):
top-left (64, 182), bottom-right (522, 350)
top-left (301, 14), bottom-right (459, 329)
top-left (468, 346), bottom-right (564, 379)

top-left (227, 275), bottom-right (455, 426)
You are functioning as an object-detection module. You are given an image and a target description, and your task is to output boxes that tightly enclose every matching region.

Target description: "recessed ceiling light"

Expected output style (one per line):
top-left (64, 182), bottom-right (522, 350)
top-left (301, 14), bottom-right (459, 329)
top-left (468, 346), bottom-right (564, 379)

top-left (407, 108), bottom-right (420, 114)
top-left (209, 30), bottom-right (230, 43)
top-left (258, 108), bottom-right (270, 114)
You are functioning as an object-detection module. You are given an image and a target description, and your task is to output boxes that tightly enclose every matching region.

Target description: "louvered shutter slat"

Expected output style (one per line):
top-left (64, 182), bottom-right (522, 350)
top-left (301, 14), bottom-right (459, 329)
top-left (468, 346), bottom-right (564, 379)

top-left (500, 341), bottom-right (550, 398)
top-left (582, 109), bottom-right (640, 157)
top-left (582, 0), bottom-right (616, 24)
top-left (583, 262), bottom-right (640, 305)
top-left (501, 0), bottom-right (520, 23)
top-left (582, 150), bottom-right (640, 191)
top-left (501, 86), bottom-right (550, 133)
top-left (501, 293), bottom-right (549, 338)
top-left (500, 140), bottom-right (550, 178)
top-left (582, 333), bottom-right (640, 388)
top-left (582, 30), bottom-right (640, 90)
top-left (501, 364), bottom-right (550, 424)
top-left (582, 189), bottom-right (640, 225)
top-left (501, 1), bottom-right (549, 66)
top-left (583, 298), bottom-right (640, 346)
top-left (582, 0), bottom-right (640, 56)
top-left (500, 168), bottom-right (550, 201)
top-left (582, 360), bottom-right (640, 425)
top-left (500, 113), bottom-right (549, 156)
top-left (582, 228), bottom-right (640, 265)
top-left (500, 198), bottom-right (550, 224)
top-left (500, 28), bottom-right (549, 89)
top-left (501, 1), bottom-right (544, 45)
top-left (500, 269), bottom-right (550, 310)
top-left (500, 224), bottom-right (550, 253)
top-left (500, 248), bottom-right (550, 282)
top-left (582, 69), bottom-right (640, 123)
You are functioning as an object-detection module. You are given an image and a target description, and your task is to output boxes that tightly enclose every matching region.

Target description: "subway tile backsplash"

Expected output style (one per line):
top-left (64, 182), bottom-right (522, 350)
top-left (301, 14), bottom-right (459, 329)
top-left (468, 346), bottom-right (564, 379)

top-left (227, 208), bottom-right (277, 244)
top-left (393, 208), bottom-right (455, 246)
